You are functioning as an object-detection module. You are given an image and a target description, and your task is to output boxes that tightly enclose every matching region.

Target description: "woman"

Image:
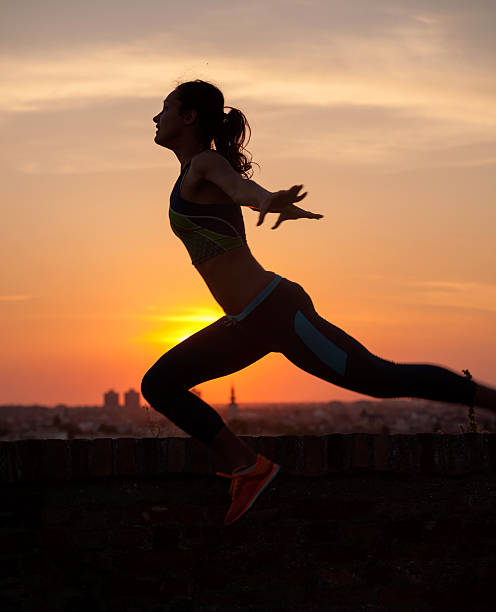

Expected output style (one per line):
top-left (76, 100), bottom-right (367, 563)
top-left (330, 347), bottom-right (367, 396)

top-left (142, 79), bottom-right (496, 526)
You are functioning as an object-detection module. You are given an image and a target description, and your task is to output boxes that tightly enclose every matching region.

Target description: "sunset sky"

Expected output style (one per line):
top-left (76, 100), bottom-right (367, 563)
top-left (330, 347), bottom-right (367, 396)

top-left (1, 0), bottom-right (495, 408)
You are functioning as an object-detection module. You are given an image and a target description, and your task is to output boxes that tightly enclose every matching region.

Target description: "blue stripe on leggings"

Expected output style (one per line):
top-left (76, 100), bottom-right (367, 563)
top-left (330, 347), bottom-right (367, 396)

top-left (226, 274), bottom-right (283, 322)
top-left (294, 311), bottom-right (348, 376)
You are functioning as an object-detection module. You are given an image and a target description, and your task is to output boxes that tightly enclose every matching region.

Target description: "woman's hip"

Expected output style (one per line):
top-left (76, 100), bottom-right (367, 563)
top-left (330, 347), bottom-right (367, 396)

top-left (231, 275), bottom-right (316, 346)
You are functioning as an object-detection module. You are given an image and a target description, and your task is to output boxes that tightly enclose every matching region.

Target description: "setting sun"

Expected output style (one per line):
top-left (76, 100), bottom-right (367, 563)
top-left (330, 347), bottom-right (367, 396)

top-left (138, 308), bottom-right (224, 347)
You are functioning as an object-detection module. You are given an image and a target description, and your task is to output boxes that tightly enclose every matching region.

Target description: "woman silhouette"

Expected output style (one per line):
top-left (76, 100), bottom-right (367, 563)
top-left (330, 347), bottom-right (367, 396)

top-left (141, 79), bottom-right (496, 525)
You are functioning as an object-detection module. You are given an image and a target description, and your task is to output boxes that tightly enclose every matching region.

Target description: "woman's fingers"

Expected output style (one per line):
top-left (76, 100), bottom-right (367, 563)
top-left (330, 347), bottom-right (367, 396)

top-left (257, 202), bottom-right (270, 226)
top-left (257, 185), bottom-right (311, 227)
top-left (269, 206), bottom-right (324, 229)
top-left (291, 185), bottom-right (307, 204)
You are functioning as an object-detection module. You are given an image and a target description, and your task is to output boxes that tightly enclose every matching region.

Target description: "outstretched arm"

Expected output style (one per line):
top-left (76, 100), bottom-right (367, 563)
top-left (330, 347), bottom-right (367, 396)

top-left (194, 151), bottom-right (324, 229)
top-left (194, 150), bottom-right (271, 207)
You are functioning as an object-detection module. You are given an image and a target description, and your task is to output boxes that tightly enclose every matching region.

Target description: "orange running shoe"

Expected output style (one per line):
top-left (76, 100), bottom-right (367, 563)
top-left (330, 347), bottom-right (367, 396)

top-left (216, 453), bottom-right (280, 526)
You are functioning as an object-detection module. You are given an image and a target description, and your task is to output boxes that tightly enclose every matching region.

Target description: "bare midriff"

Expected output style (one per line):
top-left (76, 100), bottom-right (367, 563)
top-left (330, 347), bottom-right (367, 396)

top-left (195, 246), bottom-right (276, 316)
top-left (179, 153), bottom-right (277, 316)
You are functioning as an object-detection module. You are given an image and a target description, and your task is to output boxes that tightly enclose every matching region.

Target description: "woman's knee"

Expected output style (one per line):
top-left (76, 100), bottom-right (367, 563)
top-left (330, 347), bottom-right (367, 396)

top-left (348, 356), bottom-right (401, 399)
top-left (140, 365), bottom-right (184, 404)
top-left (140, 369), bottom-right (157, 404)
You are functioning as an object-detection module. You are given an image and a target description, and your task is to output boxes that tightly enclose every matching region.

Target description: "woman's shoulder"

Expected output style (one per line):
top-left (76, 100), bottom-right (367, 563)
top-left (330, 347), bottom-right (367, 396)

top-left (182, 150), bottom-right (238, 205)
top-left (190, 149), bottom-right (236, 181)
top-left (194, 148), bottom-right (224, 164)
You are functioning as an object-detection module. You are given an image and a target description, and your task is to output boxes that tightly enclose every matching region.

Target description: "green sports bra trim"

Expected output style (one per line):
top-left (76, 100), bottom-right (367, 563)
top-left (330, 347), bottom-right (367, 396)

top-left (169, 160), bottom-right (248, 266)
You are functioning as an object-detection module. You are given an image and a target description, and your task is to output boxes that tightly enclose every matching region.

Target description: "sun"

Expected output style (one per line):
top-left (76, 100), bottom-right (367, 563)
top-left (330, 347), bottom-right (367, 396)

top-left (137, 307), bottom-right (224, 347)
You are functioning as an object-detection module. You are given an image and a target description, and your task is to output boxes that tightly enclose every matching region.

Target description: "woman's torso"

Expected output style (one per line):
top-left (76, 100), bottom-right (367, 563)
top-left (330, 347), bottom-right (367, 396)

top-left (177, 153), bottom-right (276, 316)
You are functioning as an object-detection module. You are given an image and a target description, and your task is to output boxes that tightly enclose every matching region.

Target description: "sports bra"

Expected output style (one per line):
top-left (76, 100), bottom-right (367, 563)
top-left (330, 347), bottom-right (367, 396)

top-left (169, 157), bottom-right (248, 266)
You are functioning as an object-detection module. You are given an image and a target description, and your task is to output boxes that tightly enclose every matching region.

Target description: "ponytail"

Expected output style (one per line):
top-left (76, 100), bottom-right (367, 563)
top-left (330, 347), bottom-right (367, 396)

top-left (174, 79), bottom-right (259, 179)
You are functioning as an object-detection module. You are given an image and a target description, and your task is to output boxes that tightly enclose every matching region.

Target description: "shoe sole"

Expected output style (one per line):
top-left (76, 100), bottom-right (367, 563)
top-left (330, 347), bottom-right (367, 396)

top-left (226, 462), bottom-right (280, 525)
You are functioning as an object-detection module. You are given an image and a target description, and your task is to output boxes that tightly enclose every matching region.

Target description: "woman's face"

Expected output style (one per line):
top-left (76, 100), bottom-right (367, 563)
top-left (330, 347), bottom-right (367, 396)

top-left (153, 92), bottom-right (179, 145)
top-left (153, 91), bottom-right (197, 146)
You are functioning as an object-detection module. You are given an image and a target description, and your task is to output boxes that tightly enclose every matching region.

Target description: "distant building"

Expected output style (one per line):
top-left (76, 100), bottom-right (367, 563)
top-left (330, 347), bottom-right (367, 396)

top-left (227, 384), bottom-right (238, 422)
top-left (104, 389), bottom-right (119, 410)
top-left (124, 388), bottom-right (140, 412)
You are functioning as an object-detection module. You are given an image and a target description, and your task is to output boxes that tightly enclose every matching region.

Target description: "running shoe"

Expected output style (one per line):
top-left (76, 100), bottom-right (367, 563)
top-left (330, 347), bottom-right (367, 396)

top-left (216, 453), bottom-right (280, 525)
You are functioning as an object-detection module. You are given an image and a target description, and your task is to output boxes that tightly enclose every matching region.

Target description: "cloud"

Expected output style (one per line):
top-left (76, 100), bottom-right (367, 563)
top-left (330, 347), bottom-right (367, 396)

top-left (0, 295), bottom-right (33, 301)
top-left (1, 1), bottom-right (495, 120)
top-left (1, 1), bottom-right (495, 174)
top-left (2, 29), bottom-right (495, 126)
top-left (386, 277), bottom-right (496, 313)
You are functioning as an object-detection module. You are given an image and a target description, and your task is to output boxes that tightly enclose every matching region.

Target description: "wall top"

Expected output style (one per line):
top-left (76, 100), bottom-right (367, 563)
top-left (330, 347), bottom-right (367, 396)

top-left (1, 433), bottom-right (495, 484)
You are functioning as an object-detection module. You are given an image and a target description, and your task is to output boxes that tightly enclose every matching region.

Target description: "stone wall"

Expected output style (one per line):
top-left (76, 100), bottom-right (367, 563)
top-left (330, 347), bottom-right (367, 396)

top-left (1, 434), bottom-right (496, 611)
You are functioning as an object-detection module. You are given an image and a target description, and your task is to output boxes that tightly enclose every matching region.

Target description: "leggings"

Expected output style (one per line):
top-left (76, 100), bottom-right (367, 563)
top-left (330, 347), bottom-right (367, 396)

top-left (140, 273), bottom-right (477, 445)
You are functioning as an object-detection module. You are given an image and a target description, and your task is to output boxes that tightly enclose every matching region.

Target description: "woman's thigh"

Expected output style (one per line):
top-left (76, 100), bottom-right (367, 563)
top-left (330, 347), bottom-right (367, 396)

top-left (278, 302), bottom-right (477, 404)
top-left (141, 315), bottom-right (273, 392)
top-left (278, 306), bottom-right (387, 396)
top-left (250, 281), bottom-right (394, 397)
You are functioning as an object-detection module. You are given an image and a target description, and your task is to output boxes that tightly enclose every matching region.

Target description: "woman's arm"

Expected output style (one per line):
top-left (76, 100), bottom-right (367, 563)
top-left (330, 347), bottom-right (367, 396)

top-left (193, 150), bottom-right (271, 207)
top-left (238, 179), bottom-right (272, 208)
top-left (194, 150), bottom-right (324, 228)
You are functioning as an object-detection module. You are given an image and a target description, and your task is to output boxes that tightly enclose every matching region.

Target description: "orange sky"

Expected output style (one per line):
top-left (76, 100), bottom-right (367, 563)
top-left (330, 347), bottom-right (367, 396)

top-left (1, 0), bottom-right (495, 407)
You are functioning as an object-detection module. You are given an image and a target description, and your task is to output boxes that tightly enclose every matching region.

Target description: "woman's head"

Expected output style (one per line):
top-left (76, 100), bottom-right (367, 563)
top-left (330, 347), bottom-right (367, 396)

top-left (154, 79), bottom-right (258, 178)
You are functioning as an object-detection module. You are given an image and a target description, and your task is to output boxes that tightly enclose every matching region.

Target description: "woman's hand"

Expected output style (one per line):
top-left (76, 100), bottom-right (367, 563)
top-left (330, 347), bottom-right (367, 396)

top-left (269, 203), bottom-right (324, 230)
top-left (255, 185), bottom-right (323, 229)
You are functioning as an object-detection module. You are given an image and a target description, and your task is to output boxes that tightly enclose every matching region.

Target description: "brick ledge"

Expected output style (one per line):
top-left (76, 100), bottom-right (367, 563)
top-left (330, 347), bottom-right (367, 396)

top-left (1, 433), bottom-right (495, 483)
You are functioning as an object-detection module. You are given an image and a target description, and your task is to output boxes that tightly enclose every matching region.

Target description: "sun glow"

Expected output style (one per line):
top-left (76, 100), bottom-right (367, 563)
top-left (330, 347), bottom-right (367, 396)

top-left (137, 308), bottom-right (224, 347)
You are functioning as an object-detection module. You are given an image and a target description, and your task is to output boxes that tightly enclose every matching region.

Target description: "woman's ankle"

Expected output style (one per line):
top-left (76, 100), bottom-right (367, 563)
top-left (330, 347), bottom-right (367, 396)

top-left (210, 424), bottom-right (258, 472)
